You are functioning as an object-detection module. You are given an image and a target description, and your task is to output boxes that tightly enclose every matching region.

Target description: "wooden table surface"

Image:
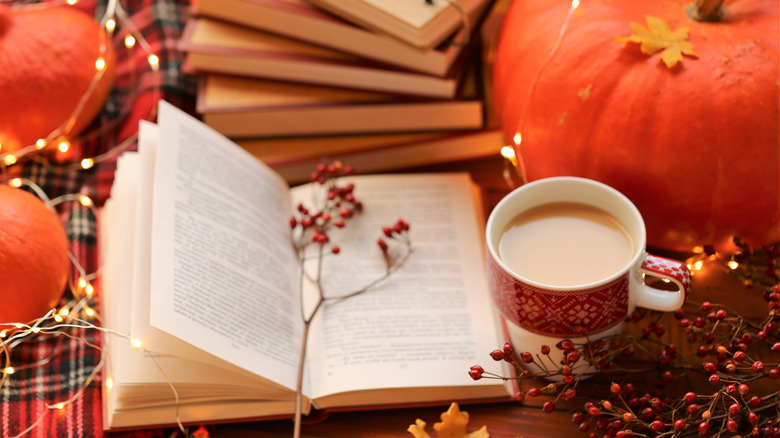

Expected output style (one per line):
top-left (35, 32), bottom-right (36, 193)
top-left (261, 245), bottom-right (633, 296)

top-left (212, 156), bottom-right (777, 438)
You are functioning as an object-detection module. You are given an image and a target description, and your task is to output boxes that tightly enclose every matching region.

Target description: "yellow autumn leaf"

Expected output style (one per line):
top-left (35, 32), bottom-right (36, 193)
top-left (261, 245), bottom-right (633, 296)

top-left (408, 403), bottom-right (489, 438)
top-left (615, 15), bottom-right (698, 68)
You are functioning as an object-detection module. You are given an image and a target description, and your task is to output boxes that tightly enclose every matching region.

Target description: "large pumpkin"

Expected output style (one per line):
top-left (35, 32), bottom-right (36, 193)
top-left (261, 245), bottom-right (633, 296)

top-left (0, 3), bottom-right (115, 154)
top-left (492, 0), bottom-right (779, 252)
top-left (0, 185), bottom-right (70, 324)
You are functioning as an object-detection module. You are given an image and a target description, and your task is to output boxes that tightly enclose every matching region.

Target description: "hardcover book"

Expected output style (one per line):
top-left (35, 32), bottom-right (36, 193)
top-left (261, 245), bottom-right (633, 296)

top-left (178, 17), bottom-right (471, 98)
top-left (194, 0), bottom-right (484, 76)
top-left (306, 0), bottom-right (492, 49)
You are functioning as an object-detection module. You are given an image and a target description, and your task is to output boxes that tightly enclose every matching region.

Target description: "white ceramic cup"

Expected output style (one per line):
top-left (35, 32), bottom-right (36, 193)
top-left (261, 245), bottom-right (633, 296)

top-left (486, 177), bottom-right (691, 362)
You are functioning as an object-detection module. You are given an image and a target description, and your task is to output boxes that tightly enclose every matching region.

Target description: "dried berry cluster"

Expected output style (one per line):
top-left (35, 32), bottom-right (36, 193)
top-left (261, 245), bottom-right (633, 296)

top-left (471, 240), bottom-right (780, 437)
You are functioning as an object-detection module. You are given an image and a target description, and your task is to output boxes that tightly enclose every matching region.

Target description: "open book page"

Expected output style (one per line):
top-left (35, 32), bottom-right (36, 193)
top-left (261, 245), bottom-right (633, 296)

top-left (148, 101), bottom-right (302, 391)
top-left (128, 121), bottom-right (284, 389)
top-left (290, 173), bottom-right (508, 406)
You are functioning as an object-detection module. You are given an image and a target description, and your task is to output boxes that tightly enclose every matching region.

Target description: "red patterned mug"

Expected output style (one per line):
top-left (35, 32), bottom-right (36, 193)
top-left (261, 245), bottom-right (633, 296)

top-left (486, 177), bottom-right (690, 365)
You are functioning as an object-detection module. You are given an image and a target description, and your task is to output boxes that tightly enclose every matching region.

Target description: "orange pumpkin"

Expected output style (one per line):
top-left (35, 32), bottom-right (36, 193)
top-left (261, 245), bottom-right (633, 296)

top-left (0, 185), bottom-right (70, 324)
top-left (492, 0), bottom-right (779, 252)
top-left (0, 3), bottom-right (115, 154)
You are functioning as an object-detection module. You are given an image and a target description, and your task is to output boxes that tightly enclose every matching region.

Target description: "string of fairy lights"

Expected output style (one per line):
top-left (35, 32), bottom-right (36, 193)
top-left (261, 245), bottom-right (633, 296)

top-left (0, 0), bottom-right (758, 436)
top-left (0, 1), bottom-right (183, 436)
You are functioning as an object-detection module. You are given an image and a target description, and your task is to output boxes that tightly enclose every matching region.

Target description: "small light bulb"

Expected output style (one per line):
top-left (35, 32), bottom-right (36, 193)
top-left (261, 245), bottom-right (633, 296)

top-left (31, 327), bottom-right (41, 334)
top-left (95, 57), bottom-right (106, 71)
top-left (130, 338), bottom-right (143, 349)
top-left (501, 146), bottom-right (516, 160)
top-left (79, 196), bottom-right (93, 207)
top-left (67, 0), bottom-right (77, 4)
top-left (55, 403), bottom-right (65, 410)
top-left (124, 35), bottom-right (136, 48)
top-left (106, 19), bottom-right (116, 32)
top-left (694, 260), bottom-right (703, 271)
top-left (728, 260), bottom-right (739, 270)
top-left (35, 139), bottom-right (46, 149)
top-left (105, 377), bottom-right (114, 389)
top-left (0, 330), bottom-right (7, 338)
top-left (85, 307), bottom-right (95, 317)
top-left (58, 141), bottom-right (70, 153)
top-left (571, 0), bottom-right (580, 8)
top-left (4, 155), bottom-right (17, 165)
top-left (85, 284), bottom-right (94, 296)
top-left (148, 54), bottom-right (159, 66)
top-left (81, 158), bottom-right (94, 169)
top-left (4, 367), bottom-right (14, 375)
top-left (14, 323), bottom-right (23, 329)
top-left (10, 178), bottom-right (22, 187)
top-left (59, 307), bottom-right (70, 316)
top-left (78, 277), bottom-right (88, 288)
top-left (513, 132), bottom-right (522, 145)
top-left (54, 314), bottom-right (63, 323)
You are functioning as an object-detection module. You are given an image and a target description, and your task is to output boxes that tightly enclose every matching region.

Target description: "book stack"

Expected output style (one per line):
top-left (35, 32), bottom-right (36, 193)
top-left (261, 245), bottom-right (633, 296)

top-left (178, 0), bottom-right (506, 183)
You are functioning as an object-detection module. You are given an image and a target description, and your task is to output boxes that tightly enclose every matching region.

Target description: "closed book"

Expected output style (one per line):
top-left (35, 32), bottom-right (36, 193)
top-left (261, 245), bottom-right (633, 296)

top-left (306, 0), bottom-right (492, 50)
top-left (194, 0), bottom-right (479, 76)
top-left (178, 17), bottom-right (471, 99)
top-left (196, 72), bottom-right (484, 138)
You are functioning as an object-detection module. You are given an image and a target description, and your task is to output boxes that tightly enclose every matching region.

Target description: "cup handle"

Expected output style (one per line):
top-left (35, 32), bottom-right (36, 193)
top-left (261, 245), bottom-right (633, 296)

top-left (635, 254), bottom-right (691, 312)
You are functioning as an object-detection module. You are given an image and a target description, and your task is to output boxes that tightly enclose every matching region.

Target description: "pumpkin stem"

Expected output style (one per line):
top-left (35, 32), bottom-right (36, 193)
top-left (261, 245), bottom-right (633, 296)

top-left (687, 0), bottom-right (725, 22)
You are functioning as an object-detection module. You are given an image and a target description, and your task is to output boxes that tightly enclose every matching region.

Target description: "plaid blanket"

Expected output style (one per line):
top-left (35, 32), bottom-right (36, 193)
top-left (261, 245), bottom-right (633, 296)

top-left (2, 1), bottom-right (197, 436)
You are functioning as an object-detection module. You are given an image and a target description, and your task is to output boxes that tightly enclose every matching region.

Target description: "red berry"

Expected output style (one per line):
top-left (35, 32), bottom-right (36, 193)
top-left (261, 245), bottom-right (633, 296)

top-left (727, 418), bottom-right (738, 433)
top-left (753, 361), bottom-right (765, 373)
top-left (674, 419), bottom-right (686, 431)
top-left (334, 220), bottom-right (345, 228)
top-left (567, 351), bottom-right (580, 363)
top-left (382, 226), bottom-right (393, 237)
top-left (749, 396), bottom-right (761, 408)
top-left (503, 343), bottom-right (514, 356)
top-left (769, 369), bottom-right (779, 379)
top-left (540, 345), bottom-right (551, 355)
top-left (468, 369), bottom-right (482, 380)
top-left (588, 406), bottom-right (601, 417)
top-left (701, 301), bottom-right (714, 311)
top-left (610, 383), bottom-right (621, 395)
top-left (728, 403), bottom-right (740, 416)
top-left (515, 391), bottom-right (525, 402)
top-left (726, 385), bottom-right (738, 396)
top-left (703, 362), bottom-right (717, 373)
top-left (521, 352), bottom-right (534, 363)
top-left (773, 342), bottom-right (780, 352)
top-left (527, 387), bottom-right (541, 397)
top-left (708, 374), bottom-right (720, 385)
top-left (331, 246), bottom-right (341, 254)
top-left (748, 412), bottom-right (759, 425)
top-left (716, 309), bottom-right (727, 320)
top-left (733, 351), bottom-right (746, 362)
top-left (489, 350), bottom-right (504, 361)
top-left (684, 392), bottom-right (697, 404)
top-left (739, 384), bottom-right (749, 394)
top-left (572, 412), bottom-right (585, 424)
top-left (543, 401), bottom-right (555, 413)
top-left (698, 421), bottom-right (710, 435)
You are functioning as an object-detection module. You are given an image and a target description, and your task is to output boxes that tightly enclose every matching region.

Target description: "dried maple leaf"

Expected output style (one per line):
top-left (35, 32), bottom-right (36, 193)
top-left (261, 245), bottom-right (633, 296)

top-left (408, 403), bottom-right (489, 438)
top-left (615, 15), bottom-right (698, 68)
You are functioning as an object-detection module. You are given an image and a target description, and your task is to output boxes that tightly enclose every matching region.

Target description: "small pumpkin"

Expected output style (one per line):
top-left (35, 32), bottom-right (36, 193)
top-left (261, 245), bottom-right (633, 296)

top-left (0, 185), bottom-right (70, 324)
top-left (492, 0), bottom-right (779, 252)
top-left (0, 3), bottom-right (115, 154)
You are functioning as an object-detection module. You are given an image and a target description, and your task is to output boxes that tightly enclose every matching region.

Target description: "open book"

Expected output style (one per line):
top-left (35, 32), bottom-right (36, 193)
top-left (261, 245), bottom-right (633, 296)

top-left (100, 100), bottom-right (511, 430)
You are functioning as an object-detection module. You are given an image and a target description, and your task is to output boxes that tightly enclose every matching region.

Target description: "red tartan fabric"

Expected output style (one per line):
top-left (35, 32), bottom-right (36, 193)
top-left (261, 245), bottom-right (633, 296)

top-left (2, 1), bottom-right (197, 436)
